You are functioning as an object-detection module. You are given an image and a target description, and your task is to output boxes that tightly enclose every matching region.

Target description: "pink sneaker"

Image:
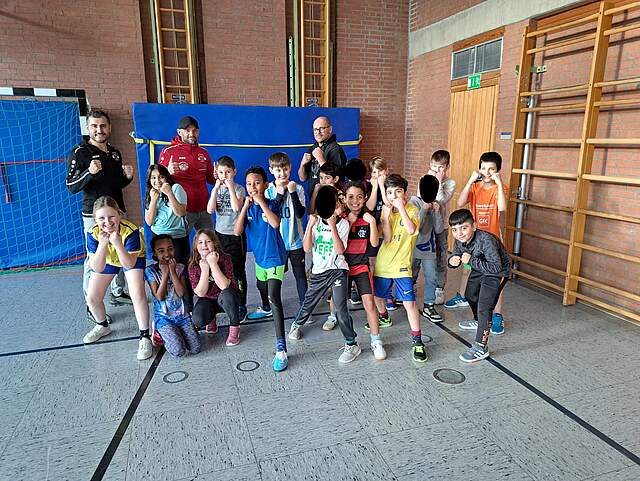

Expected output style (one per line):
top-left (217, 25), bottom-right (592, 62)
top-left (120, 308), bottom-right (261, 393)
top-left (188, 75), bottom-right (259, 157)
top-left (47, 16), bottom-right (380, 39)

top-left (226, 326), bottom-right (240, 346)
top-left (205, 320), bottom-right (218, 334)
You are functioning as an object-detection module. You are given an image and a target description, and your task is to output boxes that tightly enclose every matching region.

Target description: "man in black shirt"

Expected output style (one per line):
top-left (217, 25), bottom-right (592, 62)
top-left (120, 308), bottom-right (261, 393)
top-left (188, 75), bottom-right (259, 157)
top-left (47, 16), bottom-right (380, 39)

top-left (66, 110), bottom-right (135, 317)
top-left (298, 116), bottom-right (347, 205)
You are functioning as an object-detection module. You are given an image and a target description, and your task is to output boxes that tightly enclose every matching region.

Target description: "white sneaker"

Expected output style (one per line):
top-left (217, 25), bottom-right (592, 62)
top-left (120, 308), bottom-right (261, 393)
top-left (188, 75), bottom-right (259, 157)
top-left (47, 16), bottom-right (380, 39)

top-left (322, 314), bottom-right (337, 331)
top-left (370, 340), bottom-right (387, 360)
top-left (137, 337), bottom-right (153, 360)
top-left (338, 344), bottom-right (362, 363)
top-left (288, 323), bottom-right (302, 340)
top-left (434, 288), bottom-right (445, 305)
top-left (83, 324), bottom-right (111, 344)
top-left (458, 319), bottom-right (478, 330)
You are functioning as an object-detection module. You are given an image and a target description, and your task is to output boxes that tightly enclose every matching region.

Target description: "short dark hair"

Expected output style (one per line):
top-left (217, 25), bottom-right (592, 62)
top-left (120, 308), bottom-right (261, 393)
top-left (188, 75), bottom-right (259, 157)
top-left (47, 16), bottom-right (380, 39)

top-left (268, 152), bottom-right (291, 168)
top-left (431, 150), bottom-right (450, 166)
top-left (245, 166), bottom-right (268, 183)
top-left (319, 162), bottom-right (340, 178)
top-left (479, 151), bottom-right (502, 171)
top-left (87, 109), bottom-right (110, 124)
top-left (449, 208), bottom-right (474, 226)
top-left (384, 173), bottom-right (408, 192)
top-left (150, 234), bottom-right (174, 261)
top-left (345, 180), bottom-right (366, 194)
top-left (217, 155), bottom-right (235, 169)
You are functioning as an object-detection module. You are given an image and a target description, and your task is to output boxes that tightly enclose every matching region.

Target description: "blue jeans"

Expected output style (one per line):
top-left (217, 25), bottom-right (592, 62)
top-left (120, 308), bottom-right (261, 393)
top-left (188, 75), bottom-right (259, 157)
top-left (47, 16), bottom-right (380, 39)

top-left (412, 257), bottom-right (437, 305)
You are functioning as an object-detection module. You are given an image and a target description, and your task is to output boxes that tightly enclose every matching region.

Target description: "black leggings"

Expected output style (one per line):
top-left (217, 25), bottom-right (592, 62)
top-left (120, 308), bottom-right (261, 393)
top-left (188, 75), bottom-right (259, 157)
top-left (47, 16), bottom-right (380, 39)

top-left (192, 288), bottom-right (241, 328)
top-left (171, 234), bottom-right (190, 268)
top-left (217, 232), bottom-right (248, 307)
top-left (464, 272), bottom-right (508, 346)
top-left (287, 248), bottom-right (308, 304)
top-left (257, 278), bottom-right (285, 340)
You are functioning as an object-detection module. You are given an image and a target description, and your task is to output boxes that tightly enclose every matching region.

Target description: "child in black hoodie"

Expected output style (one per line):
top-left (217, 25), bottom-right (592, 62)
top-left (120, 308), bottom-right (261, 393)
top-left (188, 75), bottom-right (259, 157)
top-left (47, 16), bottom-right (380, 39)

top-left (448, 209), bottom-right (510, 363)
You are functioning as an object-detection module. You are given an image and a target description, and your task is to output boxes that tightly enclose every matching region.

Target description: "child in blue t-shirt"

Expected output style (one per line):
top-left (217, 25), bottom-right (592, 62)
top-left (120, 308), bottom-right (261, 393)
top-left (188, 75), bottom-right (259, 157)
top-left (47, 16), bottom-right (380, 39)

top-left (145, 235), bottom-right (201, 357)
top-left (265, 152), bottom-right (307, 310)
top-left (234, 166), bottom-right (289, 372)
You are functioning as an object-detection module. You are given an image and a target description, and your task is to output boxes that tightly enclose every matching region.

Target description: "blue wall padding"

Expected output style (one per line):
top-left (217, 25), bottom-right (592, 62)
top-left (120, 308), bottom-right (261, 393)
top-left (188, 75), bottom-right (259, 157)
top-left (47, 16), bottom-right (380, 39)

top-left (131, 103), bottom-right (360, 256)
top-left (0, 100), bottom-right (83, 269)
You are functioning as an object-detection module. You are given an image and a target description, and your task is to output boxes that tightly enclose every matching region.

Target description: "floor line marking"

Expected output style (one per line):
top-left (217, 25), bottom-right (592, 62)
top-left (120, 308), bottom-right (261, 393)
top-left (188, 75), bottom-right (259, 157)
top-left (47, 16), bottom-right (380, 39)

top-left (0, 308), bottom-right (365, 358)
top-left (435, 322), bottom-right (640, 466)
top-left (90, 347), bottom-right (166, 481)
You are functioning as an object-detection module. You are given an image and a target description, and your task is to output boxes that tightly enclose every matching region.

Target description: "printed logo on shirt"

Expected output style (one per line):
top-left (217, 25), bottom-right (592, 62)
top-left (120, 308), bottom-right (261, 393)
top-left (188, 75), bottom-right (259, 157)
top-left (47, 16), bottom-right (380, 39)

top-left (197, 153), bottom-right (206, 163)
top-left (334, 279), bottom-right (343, 287)
top-left (357, 228), bottom-right (367, 238)
top-left (178, 162), bottom-right (189, 172)
top-left (399, 267), bottom-right (408, 272)
top-left (111, 152), bottom-right (120, 161)
top-left (315, 234), bottom-right (334, 260)
top-left (216, 189), bottom-right (234, 216)
top-left (261, 213), bottom-right (268, 222)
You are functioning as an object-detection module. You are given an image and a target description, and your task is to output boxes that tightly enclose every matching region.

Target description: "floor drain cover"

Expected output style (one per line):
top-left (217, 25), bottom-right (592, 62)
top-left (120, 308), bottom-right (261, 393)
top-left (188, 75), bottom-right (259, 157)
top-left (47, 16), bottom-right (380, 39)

top-left (236, 360), bottom-right (260, 372)
top-left (162, 370), bottom-right (189, 384)
top-left (433, 368), bottom-right (465, 385)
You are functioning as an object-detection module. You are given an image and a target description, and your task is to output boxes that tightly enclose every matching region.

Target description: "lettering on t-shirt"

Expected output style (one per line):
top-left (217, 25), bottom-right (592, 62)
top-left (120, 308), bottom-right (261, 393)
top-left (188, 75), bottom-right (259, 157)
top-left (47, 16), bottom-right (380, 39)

top-left (315, 234), bottom-right (334, 260)
top-left (475, 202), bottom-right (494, 228)
top-left (216, 189), bottom-right (234, 217)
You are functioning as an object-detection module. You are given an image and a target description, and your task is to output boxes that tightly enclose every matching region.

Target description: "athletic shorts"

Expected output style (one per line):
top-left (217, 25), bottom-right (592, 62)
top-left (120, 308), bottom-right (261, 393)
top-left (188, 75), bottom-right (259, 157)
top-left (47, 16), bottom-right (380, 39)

top-left (95, 257), bottom-right (146, 275)
top-left (373, 276), bottom-right (416, 302)
top-left (349, 271), bottom-right (373, 297)
top-left (255, 264), bottom-right (285, 282)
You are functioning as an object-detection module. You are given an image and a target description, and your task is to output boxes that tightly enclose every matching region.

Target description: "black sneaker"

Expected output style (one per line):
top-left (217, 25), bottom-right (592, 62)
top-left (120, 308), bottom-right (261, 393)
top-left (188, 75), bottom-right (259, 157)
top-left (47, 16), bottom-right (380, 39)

top-left (349, 288), bottom-right (362, 305)
top-left (421, 304), bottom-right (443, 323)
top-left (412, 341), bottom-right (428, 363)
top-left (110, 292), bottom-right (133, 306)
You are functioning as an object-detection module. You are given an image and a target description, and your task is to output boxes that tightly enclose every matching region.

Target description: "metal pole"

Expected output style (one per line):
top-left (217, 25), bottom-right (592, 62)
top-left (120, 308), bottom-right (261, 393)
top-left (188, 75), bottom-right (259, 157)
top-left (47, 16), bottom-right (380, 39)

top-left (288, 37), bottom-right (295, 106)
top-left (513, 94), bottom-right (535, 262)
top-left (293, 0), bottom-right (300, 107)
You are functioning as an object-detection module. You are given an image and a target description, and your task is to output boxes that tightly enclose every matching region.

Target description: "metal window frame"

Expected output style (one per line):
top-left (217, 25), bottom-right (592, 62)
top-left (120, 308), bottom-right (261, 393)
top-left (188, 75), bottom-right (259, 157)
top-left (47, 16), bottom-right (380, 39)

top-left (451, 37), bottom-right (503, 80)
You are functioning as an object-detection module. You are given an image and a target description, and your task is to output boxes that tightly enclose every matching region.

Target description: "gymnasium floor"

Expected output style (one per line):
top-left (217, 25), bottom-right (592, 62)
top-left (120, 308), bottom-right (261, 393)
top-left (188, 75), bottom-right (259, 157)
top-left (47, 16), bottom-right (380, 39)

top-left (1, 259), bottom-right (639, 481)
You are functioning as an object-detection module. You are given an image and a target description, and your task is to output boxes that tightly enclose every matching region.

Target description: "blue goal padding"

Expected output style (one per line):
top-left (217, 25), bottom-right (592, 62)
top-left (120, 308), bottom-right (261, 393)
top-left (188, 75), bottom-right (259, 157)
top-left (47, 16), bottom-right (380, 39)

top-left (132, 103), bottom-right (360, 255)
top-left (0, 100), bottom-right (83, 269)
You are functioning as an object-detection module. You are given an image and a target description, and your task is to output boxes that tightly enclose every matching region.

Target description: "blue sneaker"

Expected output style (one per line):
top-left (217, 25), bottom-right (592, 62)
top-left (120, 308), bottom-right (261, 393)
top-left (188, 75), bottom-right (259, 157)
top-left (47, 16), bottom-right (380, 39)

top-left (491, 313), bottom-right (505, 335)
top-left (444, 292), bottom-right (469, 310)
top-left (386, 298), bottom-right (397, 311)
top-left (247, 307), bottom-right (272, 320)
top-left (273, 351), bottom-right (288, 372)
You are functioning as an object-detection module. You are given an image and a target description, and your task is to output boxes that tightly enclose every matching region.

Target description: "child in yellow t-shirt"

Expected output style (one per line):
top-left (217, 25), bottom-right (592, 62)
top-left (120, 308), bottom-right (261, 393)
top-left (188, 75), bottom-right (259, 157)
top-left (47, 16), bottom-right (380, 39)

top-left (373, 174), bottom-right (428, 363)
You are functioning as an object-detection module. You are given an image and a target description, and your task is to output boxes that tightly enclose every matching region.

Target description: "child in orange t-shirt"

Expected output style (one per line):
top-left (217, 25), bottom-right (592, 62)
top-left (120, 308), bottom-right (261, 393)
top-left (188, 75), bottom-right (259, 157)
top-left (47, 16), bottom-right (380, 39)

top-left (444, 152), bottom-right (508, 334)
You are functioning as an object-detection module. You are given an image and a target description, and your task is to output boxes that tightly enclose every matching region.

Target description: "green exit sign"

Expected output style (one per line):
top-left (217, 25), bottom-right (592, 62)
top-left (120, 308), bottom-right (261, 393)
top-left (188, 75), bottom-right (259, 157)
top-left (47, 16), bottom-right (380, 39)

top-left (467, 73), bottom-right (481, 90)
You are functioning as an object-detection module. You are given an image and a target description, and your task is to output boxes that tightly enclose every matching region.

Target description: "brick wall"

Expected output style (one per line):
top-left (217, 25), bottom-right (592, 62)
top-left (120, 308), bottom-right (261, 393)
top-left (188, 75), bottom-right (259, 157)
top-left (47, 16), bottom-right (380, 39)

top-left (0, 1), bottom-right (148, 224)
top-left (406, 0), bottom-right (640, 318)
top-left (200, 1), bottom-right (288, 106)
top-left (335, 0), bottom-right (408, 173)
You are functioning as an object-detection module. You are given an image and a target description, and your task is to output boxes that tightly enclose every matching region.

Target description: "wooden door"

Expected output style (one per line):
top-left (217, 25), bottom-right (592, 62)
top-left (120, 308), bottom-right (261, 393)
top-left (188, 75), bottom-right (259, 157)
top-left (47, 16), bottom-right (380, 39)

top-left (447, 85), bottom-right (499, 247)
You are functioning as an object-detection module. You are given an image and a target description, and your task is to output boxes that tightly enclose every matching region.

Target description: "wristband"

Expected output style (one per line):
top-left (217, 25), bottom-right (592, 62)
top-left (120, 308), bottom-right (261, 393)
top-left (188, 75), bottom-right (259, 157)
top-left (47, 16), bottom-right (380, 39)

top-left (463, 263), bottom-right (472, 270)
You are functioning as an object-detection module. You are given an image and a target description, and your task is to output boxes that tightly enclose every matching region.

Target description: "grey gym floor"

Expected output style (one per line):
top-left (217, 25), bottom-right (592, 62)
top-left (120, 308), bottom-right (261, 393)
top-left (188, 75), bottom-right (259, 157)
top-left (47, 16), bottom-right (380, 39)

top-left (1, 257), bottom-right (639, 481)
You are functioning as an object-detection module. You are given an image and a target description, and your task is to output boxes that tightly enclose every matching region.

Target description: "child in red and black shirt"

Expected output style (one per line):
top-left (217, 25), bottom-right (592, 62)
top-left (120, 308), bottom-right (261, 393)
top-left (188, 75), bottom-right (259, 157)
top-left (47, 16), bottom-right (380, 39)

top-left (340, 181), bottom-right (386, 360)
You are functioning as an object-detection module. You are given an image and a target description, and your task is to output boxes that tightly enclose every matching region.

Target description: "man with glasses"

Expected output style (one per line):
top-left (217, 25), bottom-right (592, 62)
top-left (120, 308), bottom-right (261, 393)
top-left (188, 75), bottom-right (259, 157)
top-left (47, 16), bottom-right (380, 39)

top-left (298, 116), bottom-right (347, 200)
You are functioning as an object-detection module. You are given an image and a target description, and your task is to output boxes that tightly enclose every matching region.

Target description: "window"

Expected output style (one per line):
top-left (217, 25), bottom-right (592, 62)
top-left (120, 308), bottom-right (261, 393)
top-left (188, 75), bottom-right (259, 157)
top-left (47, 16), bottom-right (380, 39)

top-left (451, 38), bottom-right (503, 80)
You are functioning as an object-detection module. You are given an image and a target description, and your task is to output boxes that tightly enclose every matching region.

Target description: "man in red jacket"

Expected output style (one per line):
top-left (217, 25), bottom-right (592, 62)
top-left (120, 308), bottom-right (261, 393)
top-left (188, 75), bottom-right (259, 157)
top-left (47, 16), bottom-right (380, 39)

top-left (159, 116), bottom-right (216, 234)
